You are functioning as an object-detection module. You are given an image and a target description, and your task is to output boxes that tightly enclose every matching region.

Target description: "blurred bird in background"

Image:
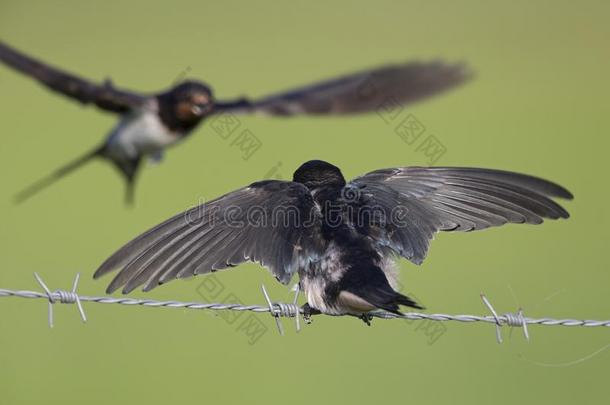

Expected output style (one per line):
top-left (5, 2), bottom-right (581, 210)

top-left (0, 41), bottom-right (471, 204)
top-left (95, 160), bottom-right (572, 324)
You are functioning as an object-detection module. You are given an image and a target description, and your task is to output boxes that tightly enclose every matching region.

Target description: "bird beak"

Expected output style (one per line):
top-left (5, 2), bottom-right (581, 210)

top-left (191, 105), bottom-right (203, 115)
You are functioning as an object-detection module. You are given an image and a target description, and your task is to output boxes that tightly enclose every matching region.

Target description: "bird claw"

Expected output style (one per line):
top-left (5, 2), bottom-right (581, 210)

top-left (359, 313), bottom-right (373, 326)
top-left (301, 303), bottom-right (320, 324)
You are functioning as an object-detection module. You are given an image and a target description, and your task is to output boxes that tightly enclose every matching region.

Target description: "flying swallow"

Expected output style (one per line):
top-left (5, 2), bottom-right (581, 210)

top-left (0, 41), bottom-right (471, 204)
top-left (94, 160), bottom-right (572, 324)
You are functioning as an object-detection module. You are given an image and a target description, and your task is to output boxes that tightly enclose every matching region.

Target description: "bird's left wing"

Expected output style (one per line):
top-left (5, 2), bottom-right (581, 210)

top-left (94, 181), bottom-right (323, 294)
top-left (346, 167), bottom-right (573, 265)
top-left (214, 61), bottom-right (471, 116)
top-left (0, 41), bottom-right (146, 113)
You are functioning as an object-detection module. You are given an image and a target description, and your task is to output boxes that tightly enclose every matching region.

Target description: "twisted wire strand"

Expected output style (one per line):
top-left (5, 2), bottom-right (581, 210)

top-left (1, 272), bottom-right (609, 343)
top-left (2, 287), bottom-right (609, 328)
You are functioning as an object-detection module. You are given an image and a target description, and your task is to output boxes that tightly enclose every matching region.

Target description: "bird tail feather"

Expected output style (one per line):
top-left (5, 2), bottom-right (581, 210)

top-left (373, 291), bottom-right (424, 315)
top-left (14, 146), bottom-right (104, 204)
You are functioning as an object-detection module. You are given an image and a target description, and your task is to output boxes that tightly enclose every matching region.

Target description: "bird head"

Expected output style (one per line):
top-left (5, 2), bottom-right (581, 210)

top-left (165, 81), bottom-right (215, 126)
top-left (293, 160), bottom-right (346, 189)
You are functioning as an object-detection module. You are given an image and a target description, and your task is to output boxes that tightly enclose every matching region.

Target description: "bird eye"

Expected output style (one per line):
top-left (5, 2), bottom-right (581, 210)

top-left (191, 105), bottom-right (203, 115)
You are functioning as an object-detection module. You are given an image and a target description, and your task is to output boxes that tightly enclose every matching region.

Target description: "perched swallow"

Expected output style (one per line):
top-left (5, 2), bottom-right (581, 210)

top-left (0, 41), bottom-right (471, 204)
top-left (94, 160), bottom-right (572, 323)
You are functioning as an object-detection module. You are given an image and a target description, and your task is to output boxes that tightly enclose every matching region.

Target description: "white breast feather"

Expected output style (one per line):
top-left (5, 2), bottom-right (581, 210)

top-left (106, 103), bottom-right (178, 160)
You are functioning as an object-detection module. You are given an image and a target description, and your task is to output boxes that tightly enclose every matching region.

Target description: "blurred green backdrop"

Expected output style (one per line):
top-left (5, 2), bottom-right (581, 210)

top-left (0, 0), bottom-right (609, 404)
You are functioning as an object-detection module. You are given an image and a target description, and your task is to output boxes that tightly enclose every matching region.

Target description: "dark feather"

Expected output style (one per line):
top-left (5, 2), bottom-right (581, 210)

top-left (348, 167), bottom-right (573, 265)
top-left (14, 146), bottom-right (103, 204)
top-left (0, 41), bottom-right (145, 113)
top-left (95, 181), bottom-right (324, 293)
top-left (215, 61), bottom-right (471, 116)
top-left (338, 263), bottom-right (423, 313)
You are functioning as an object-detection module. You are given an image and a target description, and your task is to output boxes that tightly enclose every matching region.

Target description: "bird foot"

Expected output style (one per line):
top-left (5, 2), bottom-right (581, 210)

top-left (359, 313), bottom-right (374, 326)
top-left (301, 303), bottom-right (321, 324)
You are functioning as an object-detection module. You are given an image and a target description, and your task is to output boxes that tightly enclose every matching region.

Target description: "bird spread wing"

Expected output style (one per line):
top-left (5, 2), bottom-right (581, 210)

top-left (94, 181), bottom-right (323, 294)
top-left (0, 41), bottom-right (145, 113)
top-left (346, 167), bottom-right (573, 265)
top-left (214, 61), bottom-right (471, 116)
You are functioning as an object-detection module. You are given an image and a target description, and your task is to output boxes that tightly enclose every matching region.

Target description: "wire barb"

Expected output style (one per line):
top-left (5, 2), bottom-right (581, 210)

top-left (481, 293), bottom-right (529, 343)
top-left (261, 284), bottom-right (301, 335)
top-left (33, 273), bottom-right (87, 328)
top-left (293, 283), bottom-right (301, 332)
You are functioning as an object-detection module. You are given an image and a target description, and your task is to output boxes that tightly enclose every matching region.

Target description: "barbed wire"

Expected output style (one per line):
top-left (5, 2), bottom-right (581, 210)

top-left (0, 273), bottom-right (608, 343)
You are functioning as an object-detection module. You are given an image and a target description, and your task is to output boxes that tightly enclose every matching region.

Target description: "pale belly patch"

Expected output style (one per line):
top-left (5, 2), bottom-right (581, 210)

top-left (300, 243), bottom-right (346, 315)
top-left (299, 243), bottom-right (400, 315)
top-left (106, 110), bottom-right (179, 161)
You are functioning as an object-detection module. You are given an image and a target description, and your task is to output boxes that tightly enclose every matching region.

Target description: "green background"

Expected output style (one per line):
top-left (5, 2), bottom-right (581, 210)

top-left (1, 0), bottom-right (608, 403)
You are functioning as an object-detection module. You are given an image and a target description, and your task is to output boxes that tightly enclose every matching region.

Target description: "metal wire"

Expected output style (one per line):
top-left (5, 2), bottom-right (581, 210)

top-left (1, 273), bottom-right (609, 342)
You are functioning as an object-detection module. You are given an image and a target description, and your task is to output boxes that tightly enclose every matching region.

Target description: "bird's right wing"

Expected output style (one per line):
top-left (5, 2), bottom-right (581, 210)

top-left (346, 167), bottom-right (573, 265)
top-left (0, 41), bottom-right (146, 113)
top-left (94, 180), bottom-right (323, 294)
top-left (214, 61), bottom-right (471, 116)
